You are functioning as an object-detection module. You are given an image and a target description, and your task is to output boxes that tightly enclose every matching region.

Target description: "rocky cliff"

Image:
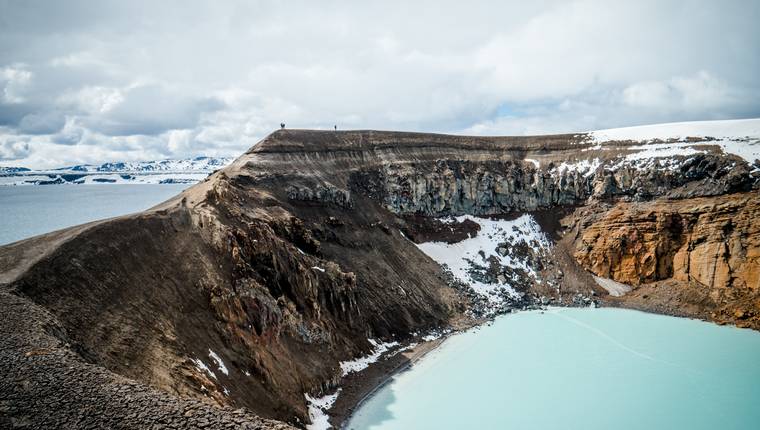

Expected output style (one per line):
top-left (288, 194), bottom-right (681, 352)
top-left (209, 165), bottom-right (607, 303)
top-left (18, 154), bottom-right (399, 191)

top-left (1, 121), bottom-right (758, 429)
top-left (573, 193), bottom-right (760, 328)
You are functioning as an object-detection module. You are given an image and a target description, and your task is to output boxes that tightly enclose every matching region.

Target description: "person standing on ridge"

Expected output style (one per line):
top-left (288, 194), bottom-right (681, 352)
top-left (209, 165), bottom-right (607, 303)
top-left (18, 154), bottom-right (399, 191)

top-left (280, 122), bottom-right (285, 129)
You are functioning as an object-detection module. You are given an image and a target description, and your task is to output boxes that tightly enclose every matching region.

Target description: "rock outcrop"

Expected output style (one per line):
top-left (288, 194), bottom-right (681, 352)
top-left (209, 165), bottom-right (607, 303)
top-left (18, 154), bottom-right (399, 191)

top-left (572, 192), bottom-right (760, 328)
top-left (351, 153), bottom-right (752, 216)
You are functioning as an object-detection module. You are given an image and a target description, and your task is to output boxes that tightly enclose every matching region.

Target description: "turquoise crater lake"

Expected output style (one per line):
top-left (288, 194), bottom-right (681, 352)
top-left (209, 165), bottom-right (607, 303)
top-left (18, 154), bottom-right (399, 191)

top-left (346, 308), bottom-right (760, 430)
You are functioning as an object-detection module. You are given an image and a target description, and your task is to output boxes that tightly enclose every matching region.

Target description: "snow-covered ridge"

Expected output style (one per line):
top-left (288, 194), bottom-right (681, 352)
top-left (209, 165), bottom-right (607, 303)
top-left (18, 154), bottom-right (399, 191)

top-left (590, 118), bottom-right (760, 143)
top-left (589, 118), bottom-right (760, 166)
top-left (0, 156), bottom-right (233, 186)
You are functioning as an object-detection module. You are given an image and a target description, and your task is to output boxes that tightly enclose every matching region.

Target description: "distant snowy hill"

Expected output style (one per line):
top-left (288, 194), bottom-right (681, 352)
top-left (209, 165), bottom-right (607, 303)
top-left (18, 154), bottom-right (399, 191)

top-left (0, 167), bottom-right (31, 174)
top-left (0, 156), bottom-right (233, 186)
top-left (56, 156), bottom-right (233, 173)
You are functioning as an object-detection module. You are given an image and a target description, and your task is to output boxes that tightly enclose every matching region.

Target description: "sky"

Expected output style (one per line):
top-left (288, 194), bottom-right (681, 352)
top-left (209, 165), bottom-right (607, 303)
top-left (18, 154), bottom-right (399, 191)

top-left (0, 0), bottom-right (759, 168)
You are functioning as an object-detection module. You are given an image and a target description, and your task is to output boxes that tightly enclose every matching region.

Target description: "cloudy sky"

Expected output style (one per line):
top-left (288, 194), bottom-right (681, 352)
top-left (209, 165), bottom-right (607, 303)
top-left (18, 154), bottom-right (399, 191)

top-left (1, 0), bottom-right (759, 168)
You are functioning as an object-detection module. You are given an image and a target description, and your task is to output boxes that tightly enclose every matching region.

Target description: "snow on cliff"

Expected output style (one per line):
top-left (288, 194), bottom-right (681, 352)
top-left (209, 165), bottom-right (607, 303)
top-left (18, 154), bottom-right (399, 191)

top-left (590, 118), bottom-right (760, 165)
top-left (416, 214), bottom-right (551, 308)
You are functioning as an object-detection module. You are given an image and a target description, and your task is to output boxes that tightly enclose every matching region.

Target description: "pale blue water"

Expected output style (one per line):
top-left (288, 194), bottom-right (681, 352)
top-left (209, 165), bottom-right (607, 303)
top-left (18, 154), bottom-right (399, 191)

top-left (0, 184), bottom-right (189, 245)
top-left (347, 308), bottom-right (760, 430)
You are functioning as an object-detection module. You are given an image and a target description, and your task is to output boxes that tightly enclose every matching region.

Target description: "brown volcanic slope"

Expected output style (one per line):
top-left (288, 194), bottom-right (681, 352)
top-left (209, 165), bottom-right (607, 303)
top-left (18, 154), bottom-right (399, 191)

top-left (1, 129), bottom-right (758, 429)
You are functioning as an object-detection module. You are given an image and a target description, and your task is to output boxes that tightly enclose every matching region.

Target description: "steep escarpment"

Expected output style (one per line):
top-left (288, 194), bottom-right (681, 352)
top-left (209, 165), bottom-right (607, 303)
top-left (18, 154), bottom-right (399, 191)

top-left (351, 153), bottom-right (751, 215)
top-left (572, 193), bottom-right (760, 328)
top-left (1, 124), bottom-right (758, 429)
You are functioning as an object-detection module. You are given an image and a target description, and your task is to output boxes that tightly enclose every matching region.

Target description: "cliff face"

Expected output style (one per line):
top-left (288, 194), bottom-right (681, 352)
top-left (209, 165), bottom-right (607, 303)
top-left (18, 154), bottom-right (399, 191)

top-left (1, 125), bottom-right (758, 429)
top-left (351, 153), bottom-right (750, 216)
top-left (573, 193), bottom-right (760, 328)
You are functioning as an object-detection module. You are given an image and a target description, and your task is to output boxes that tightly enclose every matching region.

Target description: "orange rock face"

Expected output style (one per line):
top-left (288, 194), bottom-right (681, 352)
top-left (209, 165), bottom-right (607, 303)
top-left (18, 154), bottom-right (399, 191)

top-left (575, 193), bottom-right (759, 289)
top-left (573, 192), bottom-right (760, 327)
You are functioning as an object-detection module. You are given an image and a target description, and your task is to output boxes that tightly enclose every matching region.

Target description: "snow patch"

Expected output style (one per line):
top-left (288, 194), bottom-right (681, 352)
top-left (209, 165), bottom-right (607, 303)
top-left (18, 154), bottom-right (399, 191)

top-left (192, 358), bottom-right (217, 380)
top-left (305, 389), bottom-right (341, 430)
top-left (717, 139), bottom-right (760, 165)
top-left (593, 276), bottom-right (633, 297)
top-left (208, 349), bottom-right (229, 376)
top-left (311, 266), bottom-right (326, 273)
top-left (624, 142), bottom-right (705, 160)
top-left (415, 214), bottom-right (551, 303)
top-left (524, 158), bottom-right (540, 168)
top-left (339, 339), bottom-right (400, 376)
top-left (422, 334), bottom-right (439, 342)
top-left (550, 158), bottom-right (600, 178)
top-left (403, 342), bottom-right (419, 351)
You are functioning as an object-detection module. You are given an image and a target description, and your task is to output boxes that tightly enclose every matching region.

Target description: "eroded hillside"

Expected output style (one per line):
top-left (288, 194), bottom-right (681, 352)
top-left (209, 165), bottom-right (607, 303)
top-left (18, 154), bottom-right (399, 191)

top-left (1, 120), bottom-right (758, 429)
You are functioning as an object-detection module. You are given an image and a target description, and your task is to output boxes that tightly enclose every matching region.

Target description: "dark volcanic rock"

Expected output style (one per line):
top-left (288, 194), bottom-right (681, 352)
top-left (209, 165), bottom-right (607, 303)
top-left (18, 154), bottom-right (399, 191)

top-left (0, 289), bottom-right (294, 430)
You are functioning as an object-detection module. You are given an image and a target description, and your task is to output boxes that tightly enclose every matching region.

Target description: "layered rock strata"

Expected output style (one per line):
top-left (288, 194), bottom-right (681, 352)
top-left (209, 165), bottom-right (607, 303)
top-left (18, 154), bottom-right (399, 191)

top-left (572, 193), bottom-right (759, 328)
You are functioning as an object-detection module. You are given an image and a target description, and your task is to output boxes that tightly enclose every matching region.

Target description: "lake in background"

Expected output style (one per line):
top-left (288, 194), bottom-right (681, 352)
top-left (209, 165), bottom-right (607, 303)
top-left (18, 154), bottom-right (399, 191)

top-left (0, 184), bottom-right (189, 245)
top-left (347, 308), bottom-right (760, 430)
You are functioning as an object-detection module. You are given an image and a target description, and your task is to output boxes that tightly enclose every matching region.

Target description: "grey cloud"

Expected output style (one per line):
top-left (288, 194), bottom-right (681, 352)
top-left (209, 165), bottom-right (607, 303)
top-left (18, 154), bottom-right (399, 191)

top-left (0, 134), bottom-right (30, 160)
top-left (18, 111), bottom-right (66, 135)
top-left (0, 103), bottom-right (32, 127)
top-left (51, 120), bottom-right (85, 145)
top-left (0, 0), bottom-right (758, 168)
top-left (84, 85), bottom-right (225, 136)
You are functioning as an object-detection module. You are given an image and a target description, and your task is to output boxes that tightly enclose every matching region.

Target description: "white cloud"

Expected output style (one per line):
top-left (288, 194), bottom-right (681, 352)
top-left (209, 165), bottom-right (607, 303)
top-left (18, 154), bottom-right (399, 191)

top-left (0, 0), bottom-right (758, 168)
top-left (0, 133), bottom-right (31, 160)
top-left (57, 85), bottom-right (124, 114)
top-left (623, 71), bottom-right (737, 112)
top-left (52, 118), bottom-right (86, 145)
top-left (0, 65), bottom-right (32, 104)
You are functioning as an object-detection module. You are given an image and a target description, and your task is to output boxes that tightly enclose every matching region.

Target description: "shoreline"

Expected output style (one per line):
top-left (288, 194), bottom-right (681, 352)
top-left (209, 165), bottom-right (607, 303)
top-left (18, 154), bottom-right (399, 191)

top-left (326, 297), bottom-right (758, 429)
top-left (328, 318), bottom-right (478, 429)
top-left (333, 335), bottom-right (449, 429)
top-left (329, 306), bottom-right (588, 429)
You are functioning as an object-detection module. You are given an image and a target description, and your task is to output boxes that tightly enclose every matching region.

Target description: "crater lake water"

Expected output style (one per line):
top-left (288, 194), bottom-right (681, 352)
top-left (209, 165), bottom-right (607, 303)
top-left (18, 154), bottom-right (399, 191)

top-left (347, 308), bottom-right (760, 430)
top-left (0, 184), bottom-right (189, 245)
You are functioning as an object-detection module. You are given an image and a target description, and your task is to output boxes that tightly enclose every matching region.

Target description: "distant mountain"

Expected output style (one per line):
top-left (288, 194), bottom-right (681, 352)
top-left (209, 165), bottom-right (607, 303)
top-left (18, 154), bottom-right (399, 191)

top-left (0, 156), bottom-right (233, 186)
top-left (0, 166), bottom-right (31, 174)
top-left (56, 156), bottom-right (233, 173)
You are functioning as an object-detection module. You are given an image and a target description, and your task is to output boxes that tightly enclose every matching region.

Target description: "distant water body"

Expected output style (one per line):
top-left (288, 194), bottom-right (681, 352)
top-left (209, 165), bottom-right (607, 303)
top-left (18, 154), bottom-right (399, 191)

top-left (0, 184), bottom-right (189, 245)
top-left (347, 308), bottom-right (760, 430)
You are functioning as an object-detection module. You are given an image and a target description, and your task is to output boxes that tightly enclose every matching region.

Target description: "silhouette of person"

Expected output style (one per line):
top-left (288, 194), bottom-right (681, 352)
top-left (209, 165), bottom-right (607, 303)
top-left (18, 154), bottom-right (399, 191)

top-left (334, 125), bottom-right (337, 131)
top-left (280, 123), bottom-right (285, 129)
